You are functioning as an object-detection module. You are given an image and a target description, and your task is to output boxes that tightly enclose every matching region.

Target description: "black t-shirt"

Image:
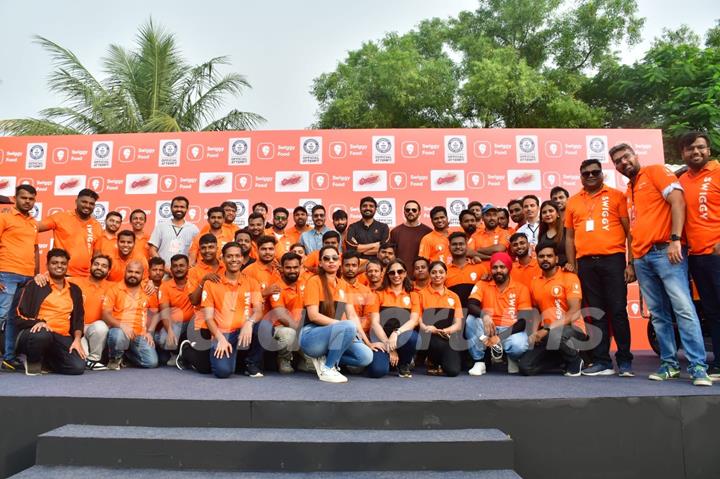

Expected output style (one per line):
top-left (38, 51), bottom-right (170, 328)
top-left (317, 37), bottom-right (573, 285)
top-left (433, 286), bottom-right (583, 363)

top-left (345, 219), bottom-right (390, 259)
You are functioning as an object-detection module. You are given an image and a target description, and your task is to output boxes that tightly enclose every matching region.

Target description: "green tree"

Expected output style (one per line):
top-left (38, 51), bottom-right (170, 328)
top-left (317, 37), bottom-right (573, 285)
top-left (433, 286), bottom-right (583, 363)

top-left (582, 22), bottom-right (720, 162)
top-left (0, 19), bottom-right (264, 135)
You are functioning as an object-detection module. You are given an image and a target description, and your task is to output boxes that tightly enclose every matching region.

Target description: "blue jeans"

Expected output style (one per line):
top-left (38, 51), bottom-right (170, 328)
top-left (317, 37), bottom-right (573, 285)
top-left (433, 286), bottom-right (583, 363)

top-left (300, 321), bottom-right (373, 369)
top-left (688, 254), bottom-right (720, 366)
top-left (634, 248), bottom-right (707, 371)
top-left (366, 330), bottom-right (419, 378)
top-left (0, 272), bottom-right (32, 361)
top-left (464, 314), bottom-right (529, 361)
top-left (155, 321), bottom-right (190, 364)
top-left (209, 322), bottom-right (264, 379)
top-left (107, 327), bottom-right (159, 368)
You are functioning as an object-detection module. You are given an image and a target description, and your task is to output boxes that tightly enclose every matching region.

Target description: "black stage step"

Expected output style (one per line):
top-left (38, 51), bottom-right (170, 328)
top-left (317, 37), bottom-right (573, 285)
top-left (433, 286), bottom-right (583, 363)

top-left (35, 425), bottom-right (515, 472)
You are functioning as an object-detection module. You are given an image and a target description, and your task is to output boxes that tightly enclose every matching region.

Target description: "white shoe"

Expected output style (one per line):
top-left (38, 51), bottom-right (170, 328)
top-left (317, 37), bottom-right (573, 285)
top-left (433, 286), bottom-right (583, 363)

top-left (310, 356), bottom-right (326, 380)
top-left (468, 362), bottom-right (487, 376)
top-left (318, 364), bottom-right (348, 383)
top-left (507, 358), bottom-right (519, 374)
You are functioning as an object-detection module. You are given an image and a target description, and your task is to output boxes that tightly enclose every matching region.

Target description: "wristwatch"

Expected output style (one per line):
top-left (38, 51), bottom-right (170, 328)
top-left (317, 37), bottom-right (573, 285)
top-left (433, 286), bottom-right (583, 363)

top-left (670, 234), bottom-right (682, 242)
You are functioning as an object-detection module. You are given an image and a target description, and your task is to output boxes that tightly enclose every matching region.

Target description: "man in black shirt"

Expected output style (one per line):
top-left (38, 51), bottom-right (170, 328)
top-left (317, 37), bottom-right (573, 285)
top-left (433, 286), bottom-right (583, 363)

top-left (345, 196), bottom-right (390, 260)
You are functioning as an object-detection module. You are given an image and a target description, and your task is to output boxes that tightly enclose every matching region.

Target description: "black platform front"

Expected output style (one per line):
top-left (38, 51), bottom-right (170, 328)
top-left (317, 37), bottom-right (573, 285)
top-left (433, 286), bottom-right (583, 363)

top-left (1, 351), bottom-right (719, 478)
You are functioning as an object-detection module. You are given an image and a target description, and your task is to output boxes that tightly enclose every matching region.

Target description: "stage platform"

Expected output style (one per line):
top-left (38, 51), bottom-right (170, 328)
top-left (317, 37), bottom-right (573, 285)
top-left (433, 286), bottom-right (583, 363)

top-left (2, 351), bottom-right (719, 479)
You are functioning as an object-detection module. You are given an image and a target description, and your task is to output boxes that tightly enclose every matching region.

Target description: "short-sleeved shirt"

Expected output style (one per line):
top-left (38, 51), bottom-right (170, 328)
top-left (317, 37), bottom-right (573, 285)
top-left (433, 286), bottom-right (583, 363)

top-left (418, 230), bottom-right (450, 263)
top-left (188, 227), bottom-right (235, 262)
top-left (134, 231), bottom-right (151, 260)
top-left (510, 258), bottom-right (542, 290)
top-left (0, 208), bottom-right (38, 276)
top-left (106, 251), bottom-right (149, 283)
top-left (564, 185), bottom-right (628, 258)
top-left (303, 275), bottom-right (350, 322)
top-left (343, 279), bottom-right (374, 333)
top-left (679, 160), bottom-right (720, 255)
top-left (201, 274), bottom-right (262, 333)
top-left (284, 225), bottom-right (312, 246)
top-left (265, 228), bottom-right (295, 260)
top-left (445, 262), bottom-right (489, 307)
top-left (69, 277), bottom-right (110, 325)
top-left (268, 278), bottom-right (306, 327)
top-left (626, 164), bottom-right (683, 258)
top-left (470, 228), bottom-right (511, 254)
top-left (43, 210), bottom-right (102, 277)
top-left (367, 288), bottom-right (420, 335)
top-left (300, 226), bottom-right (332, 253)
top-left (469, 279), bottom-right (531, 327)
top-left (38, 280), bottom-right (74, 335)
top-left (159, 279), bottom-right (195, 323)
top-left (187, 261), bottom-right (226, 330)
top-left (97, 233), bottom-right (118, 257)
top-left (418, 286), bottom-right (463, 330)
top-left (103, 283), bottom-right (150, 335)
top-left (390, 223), bottom-right (433, 271)
top-left (149, 221), bottom-right (199, 266)
top-left (530, 270), bottom-right (583, 327)
top-left (345, 220), bottom-right (390, 259)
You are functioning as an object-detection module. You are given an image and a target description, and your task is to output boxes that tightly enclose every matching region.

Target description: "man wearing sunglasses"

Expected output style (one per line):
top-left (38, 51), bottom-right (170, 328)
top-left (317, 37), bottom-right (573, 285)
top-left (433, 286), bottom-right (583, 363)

top-left (565, 159), bottom-right (635, 377)
top-left (390, 200), bottom-right (432, 273)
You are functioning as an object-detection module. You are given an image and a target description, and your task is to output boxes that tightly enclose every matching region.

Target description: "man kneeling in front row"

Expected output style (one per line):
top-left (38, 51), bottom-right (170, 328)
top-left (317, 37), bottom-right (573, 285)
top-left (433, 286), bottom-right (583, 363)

top-left (15, 249), bottom-right (86, 376)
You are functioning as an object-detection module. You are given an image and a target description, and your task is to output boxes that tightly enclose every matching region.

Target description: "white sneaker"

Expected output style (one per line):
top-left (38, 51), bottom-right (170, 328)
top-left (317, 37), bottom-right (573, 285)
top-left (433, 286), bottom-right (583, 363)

top-left (468, 362), bottom-right (487, 376)
top-left (318, 364), bottom-right (348, 383)
top-left (507, 358), bottom-right (519, 374)
top-left (310, 356), bottom-right (326, 379)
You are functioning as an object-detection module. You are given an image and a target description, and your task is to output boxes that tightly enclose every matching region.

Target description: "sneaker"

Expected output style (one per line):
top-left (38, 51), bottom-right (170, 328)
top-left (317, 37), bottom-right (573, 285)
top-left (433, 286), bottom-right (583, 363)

top-left (85, 360), bottom-right (108, 371)
top-left (245, 364), bottom-right (264, 378)
top-left (468, 361), bottom-right (487, 376)
top-left (648, 364), bottom-right (680, 381)
top-left (176, 340), bottom-right (192, 371)
top-left (277, 357), bottom-right (294, 374)
top-left (297, 356), bottom-right (315, 373)
top-left (310, 356), bottom-right (326, 379)
top-left (23, 358), bottom-right (42, 376)
top-left (507, 358), bottom-right (519, 375)
top-left (1, 358), bottom-right (24, 372)
top-left (582, 362), bottom-right (615, 376)
top-left (398, 364), bottom-right (412, 378)
top-left (617, 362), bottom-right (634, 377)
top-left (166, 354), bottom-right (178, 368)
top-left (489, 338), bottom-right (504, 363)
top-left (107, 357), bottom-right (123, 371)
top-left (318, 364), bottom-right (348, 383)
top-left (691, 366), bottom-right (713, 387)
top-left (707, 365), bottom-right (720, 381)
top-left (564, 357), bottom-right (584, 377)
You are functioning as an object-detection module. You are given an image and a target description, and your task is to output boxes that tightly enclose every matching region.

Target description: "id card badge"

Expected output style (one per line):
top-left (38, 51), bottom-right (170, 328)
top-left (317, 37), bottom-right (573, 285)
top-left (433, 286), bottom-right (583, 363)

top-left (169, 238), bottom-right (182, 254)
top-left (585, 220), bottom-right (595, 232)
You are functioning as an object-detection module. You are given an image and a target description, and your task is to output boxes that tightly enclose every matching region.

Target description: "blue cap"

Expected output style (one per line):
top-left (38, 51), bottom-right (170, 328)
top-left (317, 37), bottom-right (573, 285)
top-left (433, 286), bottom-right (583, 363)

top-left (482, 204), bottom-right (498, 214)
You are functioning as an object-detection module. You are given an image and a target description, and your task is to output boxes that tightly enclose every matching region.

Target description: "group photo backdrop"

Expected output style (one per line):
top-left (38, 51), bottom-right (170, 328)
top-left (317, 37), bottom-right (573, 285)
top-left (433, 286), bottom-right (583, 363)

top-left (0, 128), bottom-right (665, 349)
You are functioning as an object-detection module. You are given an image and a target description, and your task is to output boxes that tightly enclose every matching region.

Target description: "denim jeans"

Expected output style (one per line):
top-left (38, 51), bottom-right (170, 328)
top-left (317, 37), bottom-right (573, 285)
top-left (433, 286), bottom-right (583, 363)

top-left (0, 272), bottom-right (32, 360)
top-left (634, 247), bottom-right (707, 371)
top-left (464, 314), bottom-right (529, 361)
top-left (366, 330), bottom-right (419, 378)
top-left (300, 321), bottom-right (373, 369)
top-left (107, 327), bottom-right (159, 368)
top-left (688, 253), bottom-right (720, 366)
top-left (208, 322), bottom-right (264, 379)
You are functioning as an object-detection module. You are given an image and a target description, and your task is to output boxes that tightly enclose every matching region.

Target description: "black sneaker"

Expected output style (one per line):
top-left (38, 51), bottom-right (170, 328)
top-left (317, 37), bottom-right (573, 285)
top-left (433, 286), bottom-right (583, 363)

top-left (564, 357), bottom-right (584, 377)
top-left (707, 365), bottom-right (720, 381)
top-left (176, 340), bottom-right (192, 371)
top-left (245, 364), bottom-right (264, 378)
top-left (398, 364), bottom-right (412, 378)
top-left (24, 358), bottom-right (42, 376)
top-left (1, 358), bottom-right (24, 372)
top-left (85, 360), bottom-right (108, 371)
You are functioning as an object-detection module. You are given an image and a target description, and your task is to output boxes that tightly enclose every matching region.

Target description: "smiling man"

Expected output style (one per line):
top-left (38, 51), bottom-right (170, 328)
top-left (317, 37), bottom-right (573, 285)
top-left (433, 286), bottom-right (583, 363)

top-left (346, 196), bottom-right (390, 259)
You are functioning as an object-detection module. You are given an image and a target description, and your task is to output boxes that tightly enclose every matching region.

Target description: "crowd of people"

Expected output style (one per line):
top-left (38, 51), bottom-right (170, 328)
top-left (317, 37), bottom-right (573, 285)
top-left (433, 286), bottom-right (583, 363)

top-left (0, 132), bottom-right (717, 386)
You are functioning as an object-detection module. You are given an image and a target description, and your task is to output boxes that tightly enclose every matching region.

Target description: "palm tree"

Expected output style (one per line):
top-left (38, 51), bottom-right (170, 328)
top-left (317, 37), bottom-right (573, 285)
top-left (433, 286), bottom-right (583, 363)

top-left (0, 19), bottom-right (264, 135)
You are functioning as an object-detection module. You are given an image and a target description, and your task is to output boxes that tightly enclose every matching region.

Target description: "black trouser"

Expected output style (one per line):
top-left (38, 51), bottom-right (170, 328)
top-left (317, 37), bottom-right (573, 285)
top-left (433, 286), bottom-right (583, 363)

top-left (16, 329), bottom-right (84, 375)
top-left (518, 326), bottom-right (584, 376)
top-left (182, 328), bottom-right (212, 374)
top-left (578, 253), bottom-right (633, 365)
top-left (689, 254), bottom-right (720, 366)
top-left (427, 334), bottom-right (462, 377)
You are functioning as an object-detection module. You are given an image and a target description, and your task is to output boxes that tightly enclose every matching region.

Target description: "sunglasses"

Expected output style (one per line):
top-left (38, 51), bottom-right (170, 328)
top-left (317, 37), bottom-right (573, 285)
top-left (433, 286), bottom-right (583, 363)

top-left (404, 208), bottom-right (418, 213)
top-left (274, 215), bottom-right (288, 220)
top-left (321, 255), bottom-right (340, 262)
top-left (387, 269), bottom-right (406, 276)
top-left (581, 170), bottom-right (602, 178)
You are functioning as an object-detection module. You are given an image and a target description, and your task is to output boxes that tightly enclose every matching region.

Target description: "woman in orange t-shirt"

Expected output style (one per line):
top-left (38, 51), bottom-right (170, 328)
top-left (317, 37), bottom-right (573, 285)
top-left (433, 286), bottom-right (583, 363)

top-left (300, 246), bottom-right (374, 383)
top-left (418, 261), bottom-right (464, 377)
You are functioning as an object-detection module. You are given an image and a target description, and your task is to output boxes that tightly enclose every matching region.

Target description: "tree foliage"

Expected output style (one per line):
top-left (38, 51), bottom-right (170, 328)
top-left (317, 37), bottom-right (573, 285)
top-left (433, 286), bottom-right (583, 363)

top-left (0, 19), bottom-right (264, 136)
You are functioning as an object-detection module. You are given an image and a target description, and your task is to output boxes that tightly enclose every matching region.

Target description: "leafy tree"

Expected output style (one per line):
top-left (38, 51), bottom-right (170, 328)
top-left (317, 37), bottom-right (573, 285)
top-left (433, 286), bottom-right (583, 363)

top-left (0, 19), bottom-right (264, 135)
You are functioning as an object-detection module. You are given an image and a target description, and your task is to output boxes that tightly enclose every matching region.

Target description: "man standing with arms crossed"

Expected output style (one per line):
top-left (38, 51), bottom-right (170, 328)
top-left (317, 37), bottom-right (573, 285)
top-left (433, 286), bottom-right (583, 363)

top-left (565, 159), bottom-right (635, 377)
top-left (611, 142), bottom-right (711, 386)
top-left (345, 197), bottom-right (390, 259)
top-left (149, 196), bottom-right (199, 273)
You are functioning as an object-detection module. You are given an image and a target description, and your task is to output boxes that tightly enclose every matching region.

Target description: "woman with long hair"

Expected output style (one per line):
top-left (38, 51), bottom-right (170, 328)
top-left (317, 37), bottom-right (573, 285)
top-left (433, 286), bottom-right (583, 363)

top-left (538, 200), bottom-right (567, 266)
top-left (366, 259), bottom-right (420, 378)
top-left (418, 261), bottom-right (464, 377)
top-left (299, 245), bottom-right (375, 383)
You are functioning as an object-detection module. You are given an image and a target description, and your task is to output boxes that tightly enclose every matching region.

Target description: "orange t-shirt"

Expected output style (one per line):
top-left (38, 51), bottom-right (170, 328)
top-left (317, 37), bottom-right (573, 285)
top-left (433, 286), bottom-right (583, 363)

top-left (303, 275), bottom-right (351, 322)
top-left (268, 278), bottom-right (306, 327)
top-left (187, 261), bottom-right (226, 330)
top-left (511, 258), bottom-right (542, 290)
top-left (200, 222), bottom-right (239, 237)
top-left (417, 286), bottom-right (463, 329)
top-left (367, 288), bottom-right (420, 334)
top-left (0, 208), bottom-right (38, 276)
top-left (564, 185), bottom-right (628, 258)
top-left (69, 277), bottom-right (110, 325)
top-left (445, 261), bottom-right (489, 305)
top-left (103, 282), bottom-right (150, 335)
top-left (106, 251), bottom-right (149, 283)
top-left (189, 227), bottom-right (235, 263)
top-left (626, 165), bottom-right (681, 258)
top-left (343, 279), bottom-right (374, 333)
top-left (37, 280), bottom-right (74, 335)
top-left (469, 279), bottom-right (531, 327)
top-left (159, 279), bottom-right (195, 323)
top-left (284, 225), bottom-right (312, 246)
top-left (97, 233), bottom-right (118, 257)
top-left (418, 230), bottom-right (450, 263)
top-left (529, 270), bottom-right (583, 327)
top-left (470, 228), bottom-right (511, 253)
top-left (133, 231), bottom-right (151, 260)
top-left (43, 210), bottom-right (102, 277)
top-left (679, 160), bottom-right (720, 255)
top-left (265, 228), bottom-right (295, 260)
top-left (201, 274), bottom-right (262, 333)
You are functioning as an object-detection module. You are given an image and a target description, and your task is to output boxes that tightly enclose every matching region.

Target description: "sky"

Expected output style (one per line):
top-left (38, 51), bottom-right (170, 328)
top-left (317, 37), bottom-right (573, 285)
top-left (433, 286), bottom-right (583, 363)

top-left (0, 0), bottom-right (717, 131)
